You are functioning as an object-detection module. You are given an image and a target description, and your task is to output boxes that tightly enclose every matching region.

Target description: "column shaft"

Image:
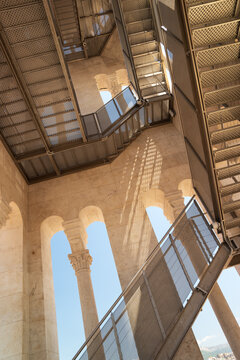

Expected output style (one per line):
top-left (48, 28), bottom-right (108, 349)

top-left (209, 284), bottom-right (240, 359)
top-left (69, 250), bottom-right (99, 339)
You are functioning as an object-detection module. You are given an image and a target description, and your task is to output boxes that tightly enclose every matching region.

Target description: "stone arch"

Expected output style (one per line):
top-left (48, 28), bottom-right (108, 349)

top-left (79, 205), bottom-right (105, 231)
top-left (40, 215), bottom-right (64, 359)
top-left (0, 201), bottom-right (26, 359)
top-left (141, 188), bottom-right (175, 224)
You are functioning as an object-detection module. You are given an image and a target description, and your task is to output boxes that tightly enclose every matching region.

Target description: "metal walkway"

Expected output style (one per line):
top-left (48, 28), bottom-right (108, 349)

top-left (72, 198), bottom-right (233, 360)
top-left (183, 0), bottom-right (240, 238)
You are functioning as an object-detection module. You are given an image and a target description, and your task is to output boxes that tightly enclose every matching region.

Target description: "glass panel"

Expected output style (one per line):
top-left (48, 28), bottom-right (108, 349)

top-left (83, 114), bottom-right (99, 137)
top-left (97, 102), bottom-right (119, 132)
top-left (115, 88), bottom-right (136, 115)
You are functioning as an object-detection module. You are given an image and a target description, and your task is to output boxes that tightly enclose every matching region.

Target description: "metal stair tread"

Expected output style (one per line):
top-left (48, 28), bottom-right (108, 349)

top-left (133, 50), bottom-right (159, 58)
top-left (220, 181), bottom-right (240, 197)
top-left (138, 71), bottom-right (163, 79)
top-left (124, 7), bottom-right (151, 14)
top-left (214, 144), bottom-right (240, 163)
top-left (223, 199), bottom-right (240, 213)
top-left (140, 81), bottom-right (166, 89)
top-left (135, 60), bottom-right (161, 69)
top-left (225, 217), bottom-right (240, 230)
top-left (131, 40), bottom-right (157, 48)
top-left (126, 18), bottom-right (152, 26)
top-left (217, 163), bottom-right (240, 180)
top-left (211, 125), bottom-right (240, 145)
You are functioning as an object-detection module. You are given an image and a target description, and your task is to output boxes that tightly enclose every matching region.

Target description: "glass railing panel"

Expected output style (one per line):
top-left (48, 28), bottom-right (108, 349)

top-left (97, 102), bottom-right (120, 133)
top-left (73, 199), bottom-right (220, 360)
top-left (83, 114), bottom-right (100, 138)
top-left (114, 88), bottom-right (137, 115)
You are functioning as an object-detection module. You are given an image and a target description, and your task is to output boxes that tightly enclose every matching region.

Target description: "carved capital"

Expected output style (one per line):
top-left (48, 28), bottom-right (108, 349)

top-left (0, 198), bottom-right (11, 228)
top-left (68, 249), bottom-right (93, 273)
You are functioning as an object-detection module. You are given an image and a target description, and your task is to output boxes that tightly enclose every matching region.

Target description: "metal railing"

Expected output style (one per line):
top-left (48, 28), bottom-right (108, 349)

top-left (72, 197), bottom-right (220, 360)
top-left (82, 86), bottom-right (137, 139)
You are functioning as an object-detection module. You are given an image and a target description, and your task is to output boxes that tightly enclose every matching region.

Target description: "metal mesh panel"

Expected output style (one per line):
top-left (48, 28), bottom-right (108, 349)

top-left (0, 3), bottom-right (45, 27)
top-left (204, 85), bottom-right (240, 107)
top-left (196, 42), bottom-right (240, 68)
top-left (188, 0), bottom-right (236, 25)
top-left (20, 154), bottom-right (55, 180)
top-left (115, 88), bottom-right (137, 115)
top-left (200, 63), bottom-right (240, 87)
top-left (5, 20), bottom-right (51, 44)
top-left (33, 89), bottom-right (69, 107)
top-left (18, 52), bottom-right (60, 72)
top-left (13, 36), bottom-right (56, 59)
top-left (29, 78), bottom-right (66, 96)
top-left (192, 20), bottom-right (239, 47)
top-left (24, 65), bottom-right (64, 85)
top-left (208, 106), bottom-right (240, 127)
top-left (0, 88), bottom-right (24, 104)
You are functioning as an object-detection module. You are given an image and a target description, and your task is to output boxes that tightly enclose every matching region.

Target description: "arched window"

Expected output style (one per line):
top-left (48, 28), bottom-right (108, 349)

top-left (100, 90), bottom-right (112, 104)
top-left (86, 221), bottom-right (122, 319)
top-left (51, 231), bottom-right (84, 359)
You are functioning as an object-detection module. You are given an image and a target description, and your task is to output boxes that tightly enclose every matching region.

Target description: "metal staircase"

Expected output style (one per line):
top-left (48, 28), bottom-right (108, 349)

top-left (53, 0), bottom-right (84, 61)
top-left (72, 198), bottom-right (233, 360)
top-left (183, 0), bottom-right (240, 238)
top-left (113, 0), bottom-right (168, 100)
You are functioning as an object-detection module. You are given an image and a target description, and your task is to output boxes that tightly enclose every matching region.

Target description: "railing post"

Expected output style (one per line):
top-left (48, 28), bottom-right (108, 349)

top-left (169, 234), bottom-right (195, 291)
top-left (111, 313), bottom-right (123, 360)
top-left (93, 113), bottom-right (102, 136)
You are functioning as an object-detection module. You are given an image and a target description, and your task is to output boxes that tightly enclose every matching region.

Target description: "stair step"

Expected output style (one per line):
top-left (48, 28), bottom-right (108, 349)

top-left (141, 82), bottom-right (167, 97)
top-left (139, 72), bottom-right (164, 87)
top-left (136, 61), bottom-right (161, 76)
top-left (122, 0), bottom-right (149, 12)
top-left (129, 30), bottom-right (154, 45)
top-left (218, 163), bottom-right (240, 180)
top-left (131, 40), bottom-right (158, 56)
top-left (204, 85), bottom-right (240, 108)
top-left (124, 7), bottom-right (151, 24)
top-left (225, 217), bottom-right (240, 230)
top-left (211, 125), bottom-right (240, 145)
top-left (200, 63), bottom-right (240, 88)
top-left (126, 18), bottom-right (153, 35)
top-left (214, 144), bottom-right (240, 163)
top-left (188, 0), bottom-right (236, 26)
top-left (207, 105), bottom-right (240, 127)
top-left (223, 199), bottom-right (240, 213)
top-left (221, 181), bottom-right (240, 197)
top-left (133, 51), bottom-right (159, 66)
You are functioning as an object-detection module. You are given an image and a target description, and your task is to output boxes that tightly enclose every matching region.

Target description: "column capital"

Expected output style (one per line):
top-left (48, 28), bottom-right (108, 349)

top-left (0, 198), bottom-right (11, 228)
top-left (68, 249), bottom-right (93, 273)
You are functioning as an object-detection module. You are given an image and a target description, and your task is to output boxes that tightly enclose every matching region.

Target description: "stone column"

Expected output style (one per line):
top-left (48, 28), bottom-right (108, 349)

top-left (68, 249), bottom-right (99, 339)
top-left (167, 192), bottom-right (240, 358)
top-left (209, 284), bottom-right (240, 358)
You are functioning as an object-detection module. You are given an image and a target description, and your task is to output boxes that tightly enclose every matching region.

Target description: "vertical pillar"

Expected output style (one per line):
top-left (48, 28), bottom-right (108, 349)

top-left (68, 249), bottom-right (99, 338)
top-left (167, 191), bottom-right (240, 358)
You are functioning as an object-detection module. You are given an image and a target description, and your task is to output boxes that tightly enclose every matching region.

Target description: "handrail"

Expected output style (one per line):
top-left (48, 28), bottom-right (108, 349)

top-left (72, 195), bottom-right (195, 360)
top-left (82, 85), bottom-right (137, 137)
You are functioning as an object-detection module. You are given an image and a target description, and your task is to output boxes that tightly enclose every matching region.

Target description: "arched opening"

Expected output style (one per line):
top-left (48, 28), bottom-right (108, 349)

top-left (51, 230), bottom-right (84, 360)
top-left (79, 206), bottom-right (122, 319)
top-left (0, 202), bottom-right (26, 359)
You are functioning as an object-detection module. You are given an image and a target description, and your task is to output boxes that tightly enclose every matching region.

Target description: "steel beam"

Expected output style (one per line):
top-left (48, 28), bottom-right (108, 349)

top-left (43, 0), bottom-right (87, 141)
top-left (0, 23), bottom-right (61, 176)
